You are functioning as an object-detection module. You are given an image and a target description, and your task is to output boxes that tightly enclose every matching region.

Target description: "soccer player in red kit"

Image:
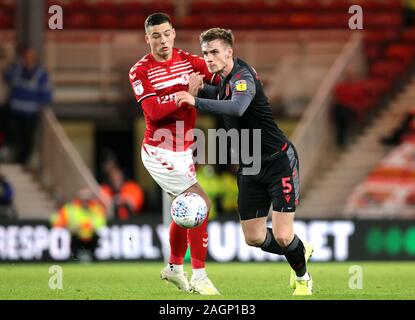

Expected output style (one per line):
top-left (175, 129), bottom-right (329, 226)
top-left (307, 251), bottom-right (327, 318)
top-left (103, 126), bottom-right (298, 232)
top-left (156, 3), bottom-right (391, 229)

top-left (129, 13), bottom-right (220, 295)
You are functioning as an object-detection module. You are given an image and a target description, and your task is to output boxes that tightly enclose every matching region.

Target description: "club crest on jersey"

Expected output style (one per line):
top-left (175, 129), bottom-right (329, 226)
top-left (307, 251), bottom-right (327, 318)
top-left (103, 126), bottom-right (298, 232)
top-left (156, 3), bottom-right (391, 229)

top-left (235, 80), bottom-right (247, 92)
top-left (133, 80), bottom-right (144, 95)
top-left (179, 73), bottom-right (190, 85)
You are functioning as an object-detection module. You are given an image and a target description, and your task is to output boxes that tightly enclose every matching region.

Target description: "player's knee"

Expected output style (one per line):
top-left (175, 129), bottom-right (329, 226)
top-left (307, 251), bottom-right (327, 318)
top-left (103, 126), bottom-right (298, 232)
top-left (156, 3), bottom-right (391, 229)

top-left (274, 232), bottom-right (293, 248)
top-left (244, 234), bottom-right (263, 247)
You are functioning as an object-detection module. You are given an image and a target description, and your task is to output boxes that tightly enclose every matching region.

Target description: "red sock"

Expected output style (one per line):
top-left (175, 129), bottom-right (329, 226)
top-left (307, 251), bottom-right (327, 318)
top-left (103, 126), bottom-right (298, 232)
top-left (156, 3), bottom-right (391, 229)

top-left (169, 221), bottom-right (188, 265)
top-left (187, 215), bottom-right (209, 269)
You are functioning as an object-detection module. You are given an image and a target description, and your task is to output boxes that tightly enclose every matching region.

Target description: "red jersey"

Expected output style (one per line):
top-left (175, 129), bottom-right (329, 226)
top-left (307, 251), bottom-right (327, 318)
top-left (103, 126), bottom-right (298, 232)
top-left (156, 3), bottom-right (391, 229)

top-left (129, 48), bottom-right (218, 151)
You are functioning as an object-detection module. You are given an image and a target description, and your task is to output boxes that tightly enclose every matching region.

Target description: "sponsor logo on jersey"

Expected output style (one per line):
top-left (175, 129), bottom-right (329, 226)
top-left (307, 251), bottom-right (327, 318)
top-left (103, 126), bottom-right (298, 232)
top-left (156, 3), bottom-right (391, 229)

top-left (235, 79), bottom-right (247, 92)
top-left (133, 80), bottom-right (144, 95)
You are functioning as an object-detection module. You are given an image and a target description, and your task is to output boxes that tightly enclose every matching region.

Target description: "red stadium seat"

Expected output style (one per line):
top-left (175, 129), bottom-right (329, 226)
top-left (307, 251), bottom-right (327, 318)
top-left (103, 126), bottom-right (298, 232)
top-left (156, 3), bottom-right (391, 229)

top-left (364, 44), bottom-right (382, 62)
top-left (177, 15), bottom-right (202, 30)
top-left (95, 1), bottom-right (118, 14)
top-left (190, 1), bottom-right (219, 15)
top-left (147, 2), bottom-right (174, 16)
top-left (0, 11), bottom-right (12, 29)
top-left (65, 12), bottom-right (95, 29)
top-left (402, 28), bottom-right (415, 44)
top-left (63, 0), bottom-right (93, 15)
top-left (96, 13), bottom-right (120, 30)
top-left (258, 15), bottom-right (289, 30)
top-left (118, 2), bottom-right (146, 15)
top-left (365, 14), bottom-right (402, 29)
top-left (119, 13), bottom-right (146, 30)
top-left (370, 60), bottom-right (406, 83)
top-left (316, 14), bottom-right (349, 29)
top-left (319, 0), bottom-right (350, 13)
top-left (287, 14), bottom-right (318, 29)
top-left (247, 1), bottom-right (269, 14)
top-left (385, 45), bottom-right (415, 67)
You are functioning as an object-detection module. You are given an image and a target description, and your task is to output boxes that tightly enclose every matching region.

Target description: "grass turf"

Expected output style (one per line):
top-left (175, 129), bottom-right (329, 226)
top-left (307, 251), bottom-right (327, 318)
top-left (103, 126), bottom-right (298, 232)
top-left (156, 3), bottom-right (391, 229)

top-left (0, 262), bottom-right (414, 300)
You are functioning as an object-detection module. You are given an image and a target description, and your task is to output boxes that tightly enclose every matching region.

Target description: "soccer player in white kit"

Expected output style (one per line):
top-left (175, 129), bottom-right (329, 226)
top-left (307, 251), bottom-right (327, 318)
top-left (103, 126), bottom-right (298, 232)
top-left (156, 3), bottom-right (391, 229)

top-left (129, 13), bottom-right (220, 295)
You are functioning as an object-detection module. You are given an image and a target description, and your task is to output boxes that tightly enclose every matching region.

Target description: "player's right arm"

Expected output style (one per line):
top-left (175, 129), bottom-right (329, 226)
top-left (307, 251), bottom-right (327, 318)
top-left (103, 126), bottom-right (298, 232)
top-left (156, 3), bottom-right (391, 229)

top-left (129, 66), bottom-right (183, 122)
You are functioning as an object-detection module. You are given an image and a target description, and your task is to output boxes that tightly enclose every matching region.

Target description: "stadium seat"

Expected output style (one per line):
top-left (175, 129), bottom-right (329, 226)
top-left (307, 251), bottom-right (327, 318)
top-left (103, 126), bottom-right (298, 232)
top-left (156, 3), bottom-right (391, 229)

top-left (147, 2), bottom-right (174, 16)
top-left (370, 60), bottom-right (406, 84)
top-left (365, 14), bottom-right (402, 29)
top-left (119, 13), bottom-right (146, 30)
top-left (95, 1), bottom-right (119, 15)
top-left (247, 1), bottom-right (269, 14)
top-left (65, 12), bottom-right (95, 29)
top-left (319, 0), bottom-right (350, 13)
top-left (385, 45), bottom-right (415, 67)
top-left (0, 10), bottom-right (12, 29)
top-left (63, 0), bottom-right (93, 15)
top-left (96, 13), bottom-right (121, 30)
top-left (258, 15), bottom-right (289, 30)
top-left (190, 1), bottom-right (219, 15)
top-left (118, 1), bottom-right (146, 15)
top-left (402, 28), bottom-right (415, 43)
top-left (364, 45), bottom-right (382, 62)
top-left (177, 15), bottom-right (202, 30)
top-left (287, 14), bottom-right (318, 29)
top-left (316, 14), bottom-right (349, 29)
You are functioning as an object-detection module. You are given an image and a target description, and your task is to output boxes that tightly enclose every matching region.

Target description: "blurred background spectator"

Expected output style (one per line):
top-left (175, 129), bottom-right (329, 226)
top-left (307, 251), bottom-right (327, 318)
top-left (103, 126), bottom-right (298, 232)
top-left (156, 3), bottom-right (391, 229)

top-left (3, 45), bottom-right (52, 165)
top-left (101, 167), bottom-right (145, 220)
top-left (50, 188), bottom-right (106, 262)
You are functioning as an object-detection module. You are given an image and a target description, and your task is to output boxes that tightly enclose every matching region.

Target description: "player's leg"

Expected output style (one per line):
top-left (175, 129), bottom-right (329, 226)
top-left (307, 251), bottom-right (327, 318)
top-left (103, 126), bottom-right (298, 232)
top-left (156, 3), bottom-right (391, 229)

top-left (184, 182), bottom-right (220, 295)
top-left (268, 144), bottom-right (313, 295)
top-left (237, 173), bottom-right (284, 255)
top-left (272, 211), bottom-right (313, 295)
top-left (141, 145), bottom-right (190, 291)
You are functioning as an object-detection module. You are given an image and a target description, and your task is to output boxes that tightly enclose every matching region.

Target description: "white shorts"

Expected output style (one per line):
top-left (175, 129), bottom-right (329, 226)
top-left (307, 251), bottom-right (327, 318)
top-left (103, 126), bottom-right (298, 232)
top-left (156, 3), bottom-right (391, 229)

top-left (141, 144), bottom-right (198, 197)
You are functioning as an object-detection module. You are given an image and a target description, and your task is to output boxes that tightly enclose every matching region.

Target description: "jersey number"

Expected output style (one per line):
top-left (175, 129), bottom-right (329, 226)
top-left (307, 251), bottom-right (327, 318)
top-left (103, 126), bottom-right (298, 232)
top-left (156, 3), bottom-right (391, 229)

top-left (282, 177), bottom-right (293, 194)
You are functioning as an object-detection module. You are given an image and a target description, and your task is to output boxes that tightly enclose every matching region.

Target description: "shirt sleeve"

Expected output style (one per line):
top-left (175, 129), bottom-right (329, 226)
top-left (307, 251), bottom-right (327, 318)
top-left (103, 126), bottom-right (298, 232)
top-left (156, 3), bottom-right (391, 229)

top-left (140, 96), bottom-right (183, 122)
top-left (129, 64), bottom-right (157, 103)
top-left (129, 65), bottom-right (182, 121)
top-left (195, 69), bottom-right (256, 117)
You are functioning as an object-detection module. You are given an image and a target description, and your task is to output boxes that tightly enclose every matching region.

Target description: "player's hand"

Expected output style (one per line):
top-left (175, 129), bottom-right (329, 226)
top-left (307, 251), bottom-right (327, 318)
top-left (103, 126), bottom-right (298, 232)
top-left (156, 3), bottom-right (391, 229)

top-left (175, 91), bottom-right (196, 107)
top-left (188, 72), bottom-right (204, 96)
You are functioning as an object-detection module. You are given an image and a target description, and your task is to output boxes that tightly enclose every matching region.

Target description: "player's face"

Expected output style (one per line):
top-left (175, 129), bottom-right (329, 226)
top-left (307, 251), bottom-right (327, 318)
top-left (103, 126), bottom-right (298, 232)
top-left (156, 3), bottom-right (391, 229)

top-left (145, 22), bottom-right (176, 61)
top-left (201, 39), bottom-right (233, 76)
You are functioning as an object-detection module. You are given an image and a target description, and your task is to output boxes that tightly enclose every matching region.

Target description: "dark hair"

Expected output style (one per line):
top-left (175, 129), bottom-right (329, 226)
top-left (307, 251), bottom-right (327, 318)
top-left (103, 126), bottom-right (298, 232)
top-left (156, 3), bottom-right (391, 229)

top-left (145, 12), bottom-right (172, 31)
top-left (199, 28), bottom-right (234, 47)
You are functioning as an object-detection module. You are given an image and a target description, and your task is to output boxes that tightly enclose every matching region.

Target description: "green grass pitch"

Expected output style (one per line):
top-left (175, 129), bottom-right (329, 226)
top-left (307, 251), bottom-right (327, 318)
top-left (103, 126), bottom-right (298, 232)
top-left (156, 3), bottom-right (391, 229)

top-left (0, 262), bottom-right (414, 300)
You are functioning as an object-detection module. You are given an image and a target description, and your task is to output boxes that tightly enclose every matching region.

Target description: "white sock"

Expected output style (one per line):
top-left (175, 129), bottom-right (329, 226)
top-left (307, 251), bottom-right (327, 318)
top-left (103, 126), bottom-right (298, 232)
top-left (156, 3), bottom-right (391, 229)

top-left (192, 268), bottom-right (207, 280)
top-left (296, 272), bottom-right (310, 281)
top-left (169, 264), bottom-right (184, 274)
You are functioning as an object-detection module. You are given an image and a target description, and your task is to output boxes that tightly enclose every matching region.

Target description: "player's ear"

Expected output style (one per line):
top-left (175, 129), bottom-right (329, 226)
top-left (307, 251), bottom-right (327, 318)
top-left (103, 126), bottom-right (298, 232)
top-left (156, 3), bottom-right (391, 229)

top-left (145, 34), bottom-right (150, 44)
top-left (227, 47), bottom-right (233, 59)
top-left (172, 28), bottom-right (176, 40)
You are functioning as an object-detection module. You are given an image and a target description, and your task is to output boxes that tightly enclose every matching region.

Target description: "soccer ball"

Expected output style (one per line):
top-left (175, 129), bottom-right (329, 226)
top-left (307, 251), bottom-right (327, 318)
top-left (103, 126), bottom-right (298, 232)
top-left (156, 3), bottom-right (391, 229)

top-left (171, 192), bottom-right (208, 228)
